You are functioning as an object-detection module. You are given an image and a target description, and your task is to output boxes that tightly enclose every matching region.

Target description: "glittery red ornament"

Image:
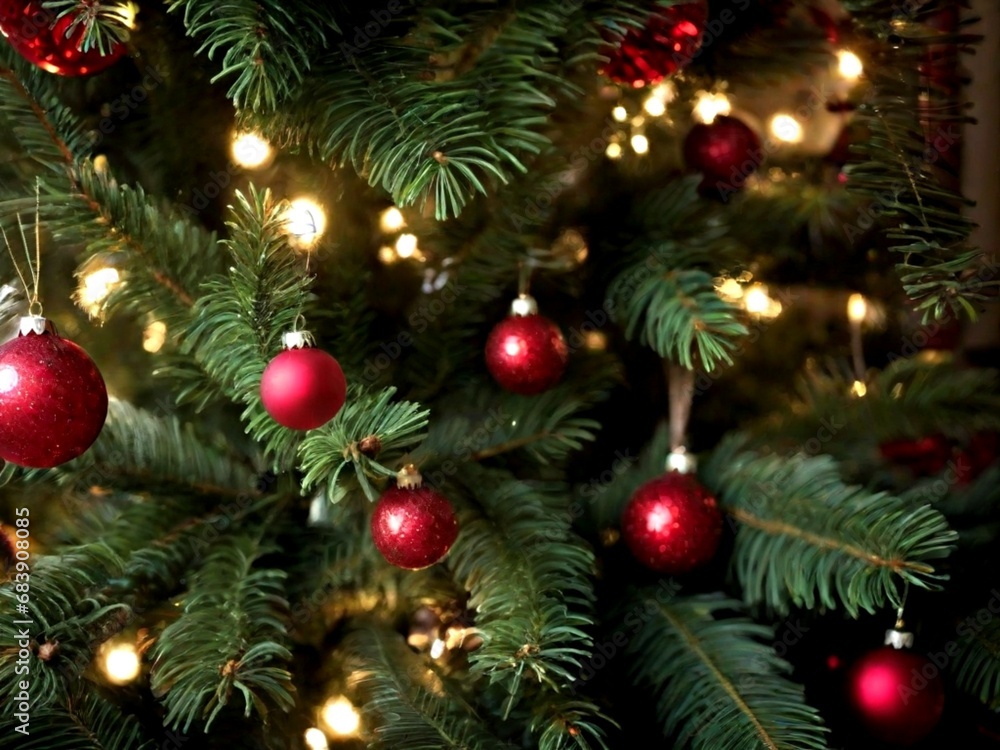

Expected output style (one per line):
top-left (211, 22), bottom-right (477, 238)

top-left (0, 317), bottom-right (107, 468)
top-left (485, 295), bottom-right (568, 395)
top-left (371, 480), bottom-right (459, 570)
top-left (848, 647), bottom-right (944, 745)
top-left (621, 471), bottom-right (722, 574)
top-left (0, 2), bottom-right (126, 77)
top-left (683, 115), bottom-right (763, 191)
top-left (601, 0), bottom-right (708, 87)
top-left (260, 332), bottom-right (347, 431)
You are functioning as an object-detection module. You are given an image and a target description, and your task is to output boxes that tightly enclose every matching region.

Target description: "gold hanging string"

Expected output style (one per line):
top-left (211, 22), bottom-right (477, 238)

top-left (667, 362), bottom-right (695, 453)
top-left (2, 179), bottom-right (43, 316)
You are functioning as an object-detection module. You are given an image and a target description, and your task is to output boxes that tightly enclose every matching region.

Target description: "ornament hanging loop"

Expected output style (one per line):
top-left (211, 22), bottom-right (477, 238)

top-left (666, 362), bottom-right (696, 473)
top-left (2, 179), bottom-right (44, 318)
top-left (885, 582), bottom-right (913, 649)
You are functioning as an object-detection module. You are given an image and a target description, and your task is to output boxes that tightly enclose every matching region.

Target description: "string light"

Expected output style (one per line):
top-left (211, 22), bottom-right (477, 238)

top-left (102, 643), bottom-right (140, 685)
top-left (322, 696), bottom-right (361, 737)
top-left (304, 728), bottom-right (329, 750)
top-left (584, 331), bottom-right (607, 350)
top-left (692, 92), bottom-right (731, 124)
top-left (743, 284), bottom-right (783, 319)
top-left (78, 267), bottom-right (122, 317)
top-left (612, 105), bottom-right (628, 122)
top-left (283, 197), bottom-right (327, 250)
top-left (605, 142), bottom-right (623, 160)
top-left (643, 95), bottom-right (666, 117)
top-left (379, 206), bottom-right (406, 233)
top-left (230, 131), bottom-right (273, 169)
top-left (715, 277), bottom-right (744, 301)
top-left (429, 638), bottom-right (446, 659)
top-left (851, 380), bottom-right (868, 397)
top-left (769, 114), bottom-right (804, 144)
top-left (395, 233), bottom-right (418, 259)
top-left (837, 50), bottom-right (864, 80)
top-left (143, 321), bottom-right (167, 353)
top-left (378, 245), bottom-right (397, 264)
top-left (847, 293), bottom-right (867, 324)
top-left (630, 134), bottom-right (649, 155)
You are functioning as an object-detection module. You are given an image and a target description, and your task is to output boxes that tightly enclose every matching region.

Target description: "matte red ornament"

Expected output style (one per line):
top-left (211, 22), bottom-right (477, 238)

top-left (621, 471), bottom-right (722, 574)
top-left (879, 434), bottom-right (951, 478)
top-left (600, 0), bottom-right (708, 87)
top-left (0, 317), bottom-right (107, 468)
top-left (848, 647), bottom-right (944, 745)
top-left (683, 115), bottom-right (763, 191)
top-left (371, 479), bottom-right (459, 570)
top-left (260, 333), bottom-right (346, 430)
top-left (485, 296), bottom-right (568, 395)
top-left (0, 2), bottom-right (126, 77)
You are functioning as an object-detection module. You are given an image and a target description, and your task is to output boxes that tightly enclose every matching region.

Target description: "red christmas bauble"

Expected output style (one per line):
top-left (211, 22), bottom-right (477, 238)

top-left (485, 311), bottom-right (568, 395)
top-left (621, 472), bottom-right (722, 574)
top-left (601, 0), bottom-right (708, 87)
top-left (683, 115), bottom-right (763, 191)
top-left (0, 320), bottom-right (107, 468)
top-left (260, 346), bottom-right (346, 430)
top-left (848, 647), bottom-right (945, 745)
top-left (0, 2), bottom-right (126, 77)
top-left (371, 484), bottom-right (459, 570)
top-left (879, 435), bottom-right (951, 478)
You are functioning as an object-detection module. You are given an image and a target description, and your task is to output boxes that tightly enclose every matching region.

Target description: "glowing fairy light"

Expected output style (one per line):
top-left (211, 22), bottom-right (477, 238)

top-left (612, 105), bottom-right (628, 122)
top-left (605, 142), bottom-right (623, 159)
top-left (321, 696), bottom-right (361, 737)
top-left (143, 320), bottom-right (167, 353)
top-left (103, 643), bottom-right (141, 684)
top-left (770, 114), bottom-right (804, 144)
top-left (230, 131), bottom-right (273, 169)
top-left (304, 728), bottom-right (329, 750)
top-left (283, 197), bottom-right (327, 250)
top-left (379, 206), bottom-right (405, 233)
top-left (743, 284), bottom-right (782, 318)
top-left (847, 293), bottom-right (867, 323)
top-left (630, 134), bottom-right (649, 155)
top-left (851, 380), bottom-right (868, 397)
top-left (395, 233), bottom-right (418, 259)
top-left (643, 95), bottom-right (666, 117)
top-left (715, 277), bottom-right (744, 301)
top-left (692, 91), bottom-right (731, 124)
top-left (837, 49), bottom-right (864, 80)
top-left (78, 267), bottom-right (122, 317)
top-left (430, 638), bottom-right (446, 659)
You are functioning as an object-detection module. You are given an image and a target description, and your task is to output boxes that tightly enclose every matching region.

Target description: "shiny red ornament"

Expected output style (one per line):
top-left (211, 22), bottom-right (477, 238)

top-left (600, 0), bottom-right (708, 87)
top-left (371, 483), bottom-right (459, 570)
top-left (0, 318), bottom-right (107, 468)
top-left (485, 297), bottom-right (568, 395)
top-left (0, 2), bottom-right (126, 77)
top-left (621, 471), bottom-right (722, 574)
top-left (848, 647), bottom-right (944, 745)
top-left (260, 335), bottom-right (346, 430)
top-left (879, 435), bottom-right (951, 478)
top-left (683, 115), bottom-right (763, 191)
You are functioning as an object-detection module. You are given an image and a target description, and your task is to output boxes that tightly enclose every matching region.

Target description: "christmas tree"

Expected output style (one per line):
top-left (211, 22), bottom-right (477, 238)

top-left (1, 1), bottom-right (998, 748)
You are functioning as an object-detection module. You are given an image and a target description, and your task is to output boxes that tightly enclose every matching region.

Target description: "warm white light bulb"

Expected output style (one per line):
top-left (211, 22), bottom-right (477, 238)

top-left (692, 92), bottom-right (731, 124)
top-left (395, 233), bottom-right (418, 259)
top-left (304, 727), bottom-right (329, 750)
top-left (230, 131), bottom-right (273, 169)
top-left (612, 105), bottom-right (628, 122)
top-left (379, 206), bottom-right (405, 233)
top-left (143, 320), bottom-right (167, 353)
top-left (605, 142), bottom-right (623, 160)
top-left (770, 114), bottom-right (804, 144)
top-left (284, 197), bottom-right (327, 250)
top-left (837, 49), bottom-right (864, 80)
top-left (847, 293), bottom-right (867, 323)
top-left (322, 696), bottom-right (361, 737)
top-left (643, 95), bottom-right (666, 117)
top-left (78, 267), bottom-right (122, 317)
top-left (103, 644), bottom-right (141, 684)
top-left (851, 380), bottom-right (868, 397)
top-left (630, 134), bottom-right (649, 155)
top-left (716, 277), bottom-right (744, 301)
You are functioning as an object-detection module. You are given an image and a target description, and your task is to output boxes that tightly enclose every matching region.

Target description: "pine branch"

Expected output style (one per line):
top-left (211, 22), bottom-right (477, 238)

top-left (299, 386), bottom-right (430, 502)
top-left (8, 399), bottom-right (257, 499)
top-left (150, 531), bottom-right (294, 732)
top-left (166, 0), bottom-right (338, 111)
top-left (447, 466), bottom-right (599, 724)
top-left (955, 612), bottom-right (1000, 709)
top-left (625, 593), bottom-right (828, 750)
top-left (842, 0), bottom-right (983, 318)
top-left (179, 186), bottom-right (312, 465)
top-left (0, 687), bottom-right (154, 750)
top-left (702, 438), bottom-right (957, 615)
top-left (345, 624), bottom-right (510, 750)
top-left (531, 695), bottom-right (615, 750)
top-left (0, 544), bottom-right (127, 708)
top-left (43, 0), bottom-right (134, 55)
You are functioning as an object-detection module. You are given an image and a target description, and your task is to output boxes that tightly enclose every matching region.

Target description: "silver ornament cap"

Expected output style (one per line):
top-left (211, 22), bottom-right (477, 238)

top-left (282, 329), bottom-right (315, 349)
top-left (18, 315), bottom-right (55, 336)
top-left (666, 447), bottom-right (697, 474)
top-left (509, 294), bottom-right (538, 317)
